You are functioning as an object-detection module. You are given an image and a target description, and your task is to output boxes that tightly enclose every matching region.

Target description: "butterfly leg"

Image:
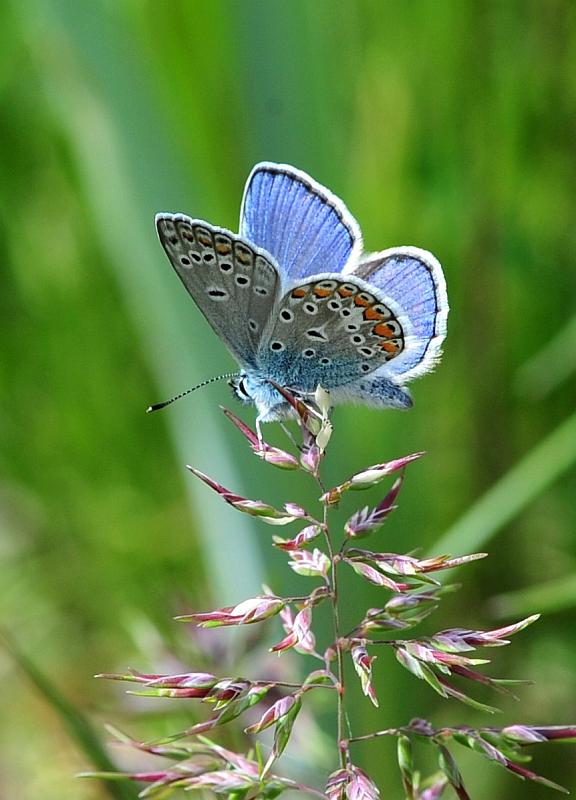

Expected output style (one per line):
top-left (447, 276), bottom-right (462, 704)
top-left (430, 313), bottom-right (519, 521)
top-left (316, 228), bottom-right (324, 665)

top-left (255, 414), bottom-right (266, 453)
top-left (280, 422), bottom-right (299, 449)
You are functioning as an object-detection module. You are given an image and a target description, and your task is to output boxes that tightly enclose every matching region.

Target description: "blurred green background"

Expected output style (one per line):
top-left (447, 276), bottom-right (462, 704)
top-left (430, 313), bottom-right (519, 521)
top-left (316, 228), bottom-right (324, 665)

top-left (1, 1), bottom-right (576, 797)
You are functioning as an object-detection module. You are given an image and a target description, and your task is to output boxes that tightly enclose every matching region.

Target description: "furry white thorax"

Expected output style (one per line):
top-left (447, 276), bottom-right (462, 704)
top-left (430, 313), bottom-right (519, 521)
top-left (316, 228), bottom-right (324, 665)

top-left (230, 370), bottom-right (413, 427)
top-left (230, 372), bottom-right (293, 422)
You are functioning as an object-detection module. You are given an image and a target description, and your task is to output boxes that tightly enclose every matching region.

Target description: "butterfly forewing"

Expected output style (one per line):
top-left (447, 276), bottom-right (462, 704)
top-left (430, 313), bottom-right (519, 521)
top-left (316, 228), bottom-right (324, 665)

top-left (156, 214), bottom-right (281, 368)
top-left (240, 163), bottom-right (362, 282)
top-left (258, 275), bottom-right (407, 392)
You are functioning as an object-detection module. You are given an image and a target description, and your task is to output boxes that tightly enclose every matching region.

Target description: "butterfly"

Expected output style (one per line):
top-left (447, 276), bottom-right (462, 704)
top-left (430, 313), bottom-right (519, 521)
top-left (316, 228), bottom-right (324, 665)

top-left (155, 162), bottom-right (448, 429)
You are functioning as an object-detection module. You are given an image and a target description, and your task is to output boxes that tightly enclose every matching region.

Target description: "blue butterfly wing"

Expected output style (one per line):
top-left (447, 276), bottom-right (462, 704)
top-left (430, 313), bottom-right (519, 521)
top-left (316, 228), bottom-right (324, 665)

top-left (240, 163), bottom-right (362, 281)
top-left (351, 246), bottom-right (448, 382)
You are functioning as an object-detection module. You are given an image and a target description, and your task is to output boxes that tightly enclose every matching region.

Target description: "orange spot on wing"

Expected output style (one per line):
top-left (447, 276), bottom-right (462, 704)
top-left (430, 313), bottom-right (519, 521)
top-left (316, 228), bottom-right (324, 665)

top-left (313, 286), bottom-right (332, 298)
top-left (216, 243), bottom-right (232, 255)
top-left (197, 236), bottom-right (212, 246)
top-left (354, 295), bottom-right (371, 307)
top-left (381, 341), bottom-right (399, 353)
top-left (337, 286), bottom-right (355, 297)
top-left (373, 322), bottom-right (395, 338)
top-left (291, 287), bottom-right (307, 298)
top-left (364, 306), bottom-right (385, 321)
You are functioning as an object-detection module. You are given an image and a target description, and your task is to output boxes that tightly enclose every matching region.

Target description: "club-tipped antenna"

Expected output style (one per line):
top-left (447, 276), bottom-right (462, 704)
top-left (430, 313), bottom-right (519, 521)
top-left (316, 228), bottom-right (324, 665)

top-left (147, 373), bottom-right (238, 413)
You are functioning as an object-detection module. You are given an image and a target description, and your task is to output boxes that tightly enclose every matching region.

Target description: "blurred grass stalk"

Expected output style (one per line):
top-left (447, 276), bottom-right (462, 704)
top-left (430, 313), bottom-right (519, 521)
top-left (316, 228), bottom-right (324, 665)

top-left (433, 410), bottom-right (576, 580)
top-left (2, 631), bottom-right (139, 800)
top-left (516, 315), bottom-right (576, 400)
top-left (21, 0), bottom-right (265, 602)
top-left (491, 573), bottom-right (576, 619)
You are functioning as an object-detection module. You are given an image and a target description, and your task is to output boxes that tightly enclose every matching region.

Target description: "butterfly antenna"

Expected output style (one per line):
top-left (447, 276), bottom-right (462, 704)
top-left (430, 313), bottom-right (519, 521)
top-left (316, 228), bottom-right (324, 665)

top-left (147, 373), bottom-right (239, 413)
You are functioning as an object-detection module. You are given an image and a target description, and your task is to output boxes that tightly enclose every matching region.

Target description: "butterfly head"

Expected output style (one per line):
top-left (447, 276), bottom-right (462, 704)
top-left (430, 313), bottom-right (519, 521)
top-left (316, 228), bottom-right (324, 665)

top-left (229, 372), bottom-right (252, 404)
top-left (229, 372), bottom-right (297, 422)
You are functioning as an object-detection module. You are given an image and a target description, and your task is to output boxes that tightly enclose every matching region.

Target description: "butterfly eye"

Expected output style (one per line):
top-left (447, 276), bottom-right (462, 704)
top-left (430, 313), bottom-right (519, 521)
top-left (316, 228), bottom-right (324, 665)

top-left (303, 302), bottom-right (318, 315)
top-left (280, 309), bottom-right (294, 322)
top-left (270, 340), bottom-right (286, 352)
top-left (180, 256), bottom-right (191, 266)
top-left (351, 334), bottom-right (365, 345)
top-left (220, 262), bottom-right (232, 272)
top-left (345, 321), bottom-right (361, 332)
top-left (203, 253), bottom-right (215, 263)
top-left (234, 376), bottom-right (250, 401)
top-left (359, 347), bottom-right (375, 358)
top-left (302, 348), bottom-right (315, 358)
top-left (361, 363), bottom-right (372, 373)
top-left (235, 275), bottom-right (250, 287)
top-left (327, 299), bottom-right (342, 311)
top-left (191, 253), bottom-right (202, 263)
top-left (248, 319), bottom-right (258, 332)
top-left (320, 357), bottom-right (332, 366)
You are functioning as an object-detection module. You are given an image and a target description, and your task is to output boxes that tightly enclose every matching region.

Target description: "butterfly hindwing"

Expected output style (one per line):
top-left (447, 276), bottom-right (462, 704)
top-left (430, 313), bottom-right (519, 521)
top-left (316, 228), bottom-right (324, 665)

top-left (329, 374), bottom-right (413, 409)
top-left (156, 214), bottom-right (280, 368)
top-left (240, 163), bottom-right (362, 282)
top-left (350, 247), bottom-right (448, 382)
top-left (257, 274), bottom-right (408, 392)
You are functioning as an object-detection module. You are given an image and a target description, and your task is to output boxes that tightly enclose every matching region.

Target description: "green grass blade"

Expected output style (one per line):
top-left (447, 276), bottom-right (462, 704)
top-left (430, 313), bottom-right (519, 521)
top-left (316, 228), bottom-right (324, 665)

top-left (433, 412), bottom-right (576, 556)
top-left (1, 631), bottom-right (139, 800)
top-left (491, 574), bottom-right (576, 618)
top-left (22, 0), bottom-right (265, 603)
